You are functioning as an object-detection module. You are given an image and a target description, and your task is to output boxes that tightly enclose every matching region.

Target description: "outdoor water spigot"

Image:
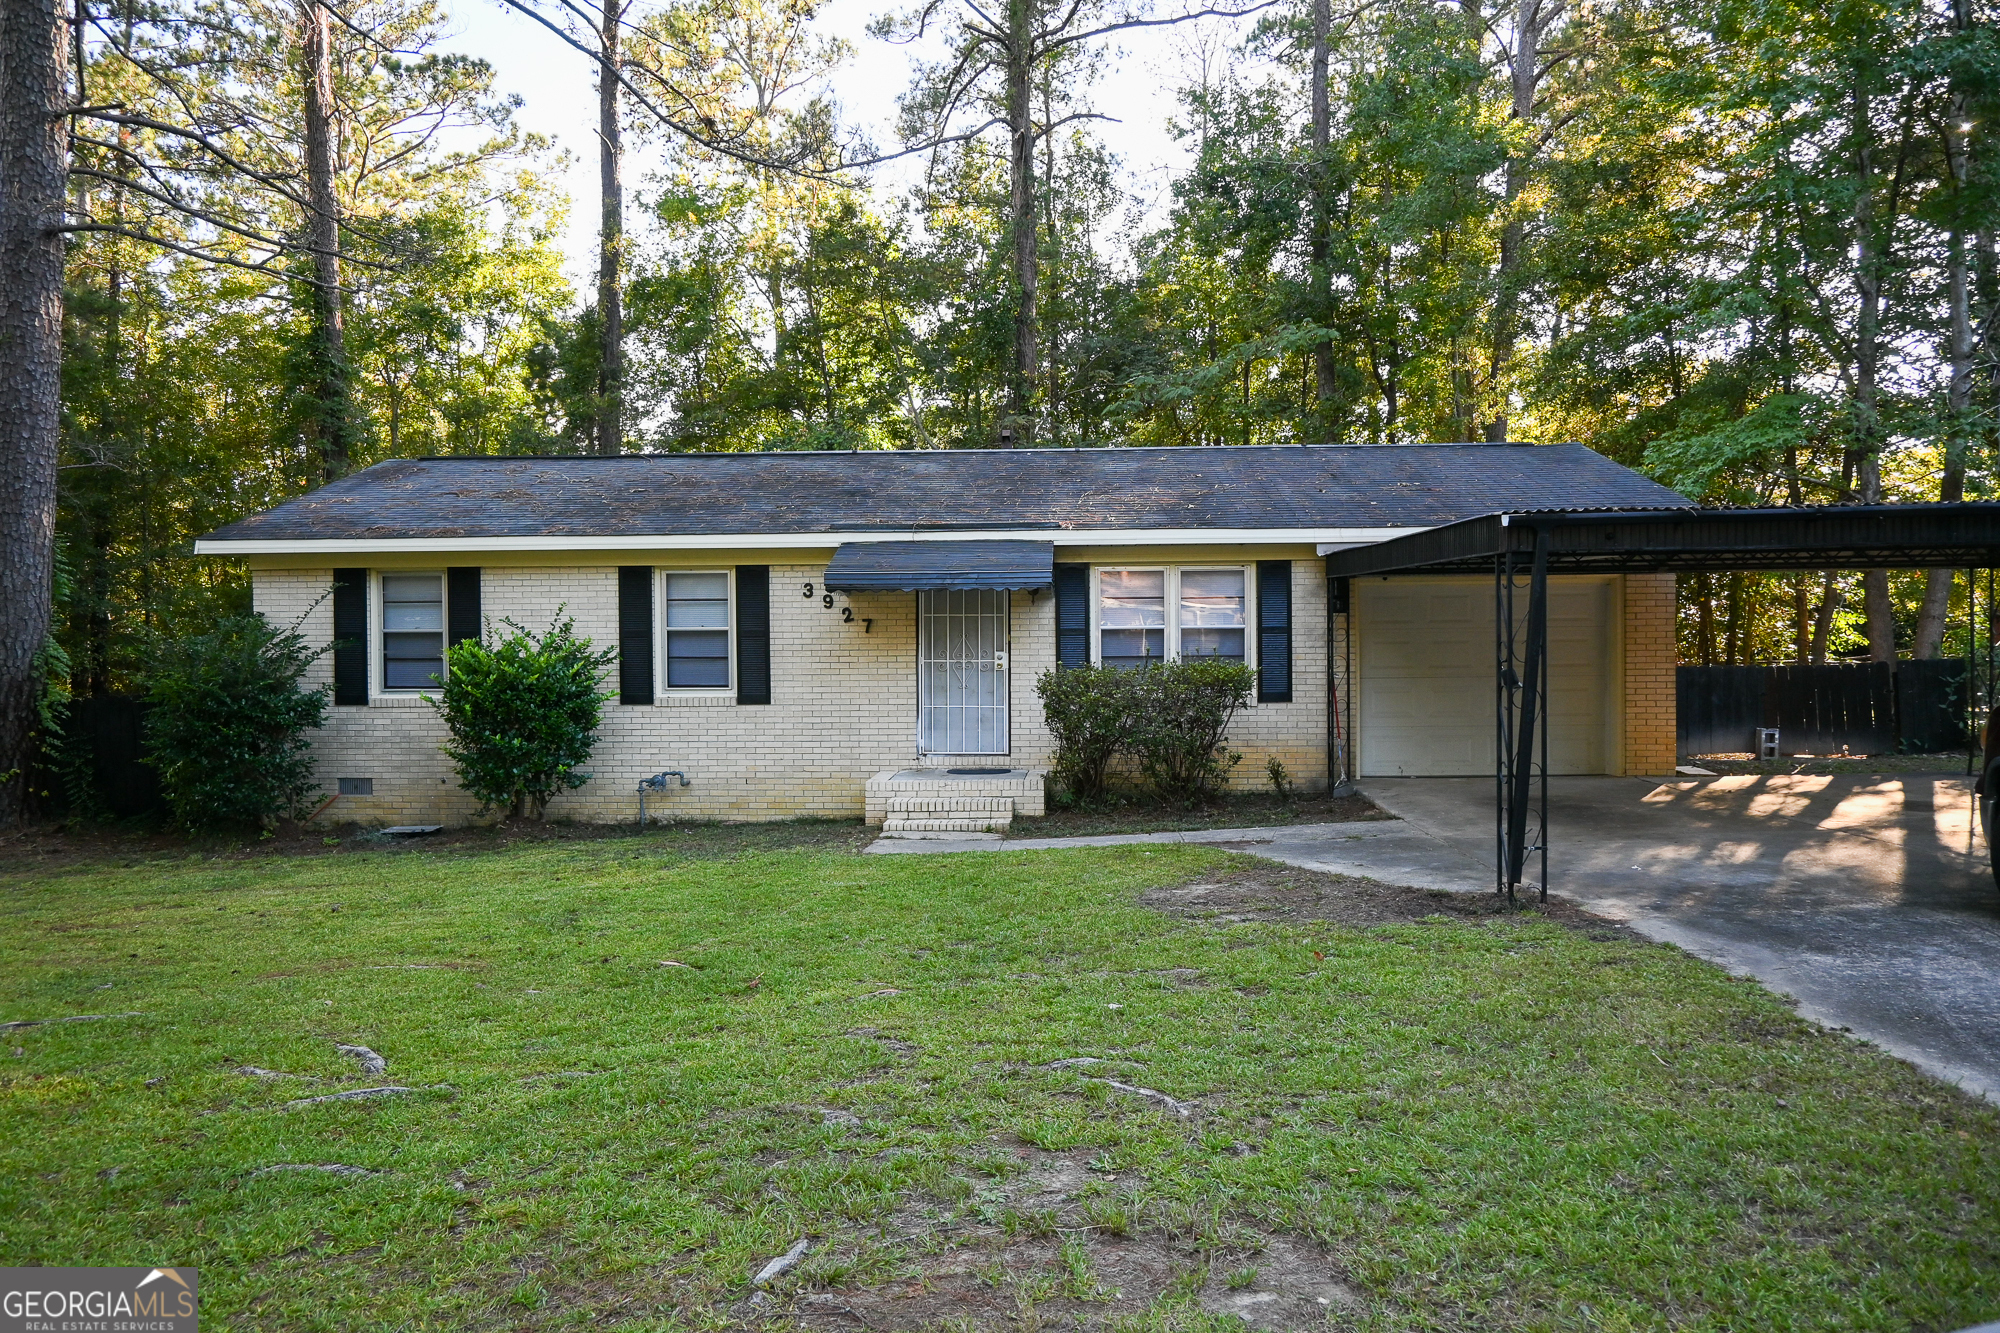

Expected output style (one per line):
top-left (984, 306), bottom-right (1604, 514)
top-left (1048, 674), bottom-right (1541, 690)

top-left (638, 770), bottom-right (690, 828)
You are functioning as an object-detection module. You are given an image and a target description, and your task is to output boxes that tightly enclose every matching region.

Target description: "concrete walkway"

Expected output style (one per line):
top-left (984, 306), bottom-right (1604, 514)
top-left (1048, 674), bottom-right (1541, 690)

top-left (863, 816), bottom-right (1488, 891)
top-left (869, 774), bottom-right (2000, 1103)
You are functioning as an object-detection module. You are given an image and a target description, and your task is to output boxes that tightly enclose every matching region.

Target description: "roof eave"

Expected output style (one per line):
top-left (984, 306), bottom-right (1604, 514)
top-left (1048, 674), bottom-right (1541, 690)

top-left (195, 524), bottom-right (1430, 556)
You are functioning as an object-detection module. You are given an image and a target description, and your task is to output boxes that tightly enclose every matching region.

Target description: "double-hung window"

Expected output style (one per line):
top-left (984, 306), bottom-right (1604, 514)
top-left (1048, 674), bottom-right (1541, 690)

top-left (662, 570), bottom-right (732, 690)
top-left (380, 572), bottom-right (446, 691)
top-left (1095, 566), bottom-right (1250, 668)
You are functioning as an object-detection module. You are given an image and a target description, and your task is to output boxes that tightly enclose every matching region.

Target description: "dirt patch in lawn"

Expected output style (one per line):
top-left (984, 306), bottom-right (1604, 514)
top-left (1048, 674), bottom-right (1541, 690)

top-left (747, 1136), bottom-right (1362, 1331)
top-left (1141, 857), bottom-right (1635, 935)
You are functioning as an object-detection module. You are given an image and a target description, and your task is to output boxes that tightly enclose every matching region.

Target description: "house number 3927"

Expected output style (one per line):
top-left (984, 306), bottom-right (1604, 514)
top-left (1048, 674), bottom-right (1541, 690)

top-left (805, 582), bottom-right (871, 632)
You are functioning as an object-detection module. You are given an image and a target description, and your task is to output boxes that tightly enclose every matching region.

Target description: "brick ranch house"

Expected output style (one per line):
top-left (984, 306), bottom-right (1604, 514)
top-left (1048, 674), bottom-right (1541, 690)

top-left (193, 443), bottom-right (1688, 829)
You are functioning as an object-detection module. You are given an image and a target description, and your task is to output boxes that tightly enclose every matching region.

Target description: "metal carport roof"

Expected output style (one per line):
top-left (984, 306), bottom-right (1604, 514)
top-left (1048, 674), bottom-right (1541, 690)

top-left (1324, 503), bottom-right (2000, 579)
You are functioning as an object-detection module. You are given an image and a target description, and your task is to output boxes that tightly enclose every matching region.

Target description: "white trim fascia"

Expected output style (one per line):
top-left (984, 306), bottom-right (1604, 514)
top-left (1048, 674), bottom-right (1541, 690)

top-left (195, 525), bottom-right (1423, 556)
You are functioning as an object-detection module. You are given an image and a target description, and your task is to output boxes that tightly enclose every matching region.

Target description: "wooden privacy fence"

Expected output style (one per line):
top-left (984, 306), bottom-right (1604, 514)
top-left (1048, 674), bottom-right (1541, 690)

top-left (49, 695), bottom-right (166, 819)
top-left (1677, 659), bottom-right (1969, 757)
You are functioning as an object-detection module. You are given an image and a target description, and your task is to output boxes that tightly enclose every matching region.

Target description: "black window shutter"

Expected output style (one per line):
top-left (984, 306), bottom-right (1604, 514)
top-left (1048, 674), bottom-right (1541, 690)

top-left (447, 567), bottom-right (481, 648)
top-left (618, 567), bottom-right (654, 705)
top-left (1054, 563), bottom-right (1089, 668)
top-left (736, 566), bottom-right (771, 705)
top-left (332, 569), bottom-right (368, 706)
top-left (1256, 560), bottom-right (1292, 703)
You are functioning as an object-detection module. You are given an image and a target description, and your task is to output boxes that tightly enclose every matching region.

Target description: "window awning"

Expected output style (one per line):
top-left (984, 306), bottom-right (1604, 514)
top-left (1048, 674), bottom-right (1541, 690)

top-left (823, 540), bottom-right (1056, 592)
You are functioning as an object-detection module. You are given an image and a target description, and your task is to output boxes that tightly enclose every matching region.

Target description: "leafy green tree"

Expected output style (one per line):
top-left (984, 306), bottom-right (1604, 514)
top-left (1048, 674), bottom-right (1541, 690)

top-left (431, 617), bottom-right (617, 822)
top-left (54, 0), bottom-right (573, 699)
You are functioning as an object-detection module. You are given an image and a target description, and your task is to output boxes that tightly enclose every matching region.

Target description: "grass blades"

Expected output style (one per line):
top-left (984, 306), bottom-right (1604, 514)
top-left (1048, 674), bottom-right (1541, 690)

top-left (0, 829), bottom-right (1994, 1329)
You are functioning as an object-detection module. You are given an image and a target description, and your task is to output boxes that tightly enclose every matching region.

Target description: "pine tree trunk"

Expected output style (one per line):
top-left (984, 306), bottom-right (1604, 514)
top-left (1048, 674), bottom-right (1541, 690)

top-left (1003, 0), bottom-right (1036, 442)
top-left (1308, 0), bottom-right (1337, 418)
top-left (596, 0), bottom-right (624, 457)
top-left (1793, 574), bottom-right (1810, 663)
top-left (0, 0), bottom-right (66, 820)
top-left (1723, 572), bottom-right (1745, 665)
top-left (1915, 0), bottom-right (1975, 661)
top-left (1850, 71), bottom-right (1896, 662)
top-left (1810, 573), bottom-right (1838, 664)
top-left (0, 0), bottom-right (66, 826)
top-left (1697, 574), bottom-right (1716, 665)
top-left (1913, 218), bottom-right (1970, 657)
top-left (1483, 0), bottom-right (1544, 443)
top-left (300, 0), bottom-right (351, 480)
top-left (1980, 222), bottom-right (1998, 446)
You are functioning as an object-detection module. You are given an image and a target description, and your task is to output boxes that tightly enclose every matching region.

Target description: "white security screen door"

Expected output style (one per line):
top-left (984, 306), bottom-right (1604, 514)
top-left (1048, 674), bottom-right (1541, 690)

top-left (918, 589), bottom-right (1010, 754)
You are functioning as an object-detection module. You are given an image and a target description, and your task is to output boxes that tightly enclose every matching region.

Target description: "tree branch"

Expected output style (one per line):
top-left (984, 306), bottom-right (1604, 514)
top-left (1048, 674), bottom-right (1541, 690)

top-left (498, 0), bottom-right (839, 174)
top-left (1043, 0), bottom-right (1282, 53)
top-left (52, 222), bottom-right (288, 275)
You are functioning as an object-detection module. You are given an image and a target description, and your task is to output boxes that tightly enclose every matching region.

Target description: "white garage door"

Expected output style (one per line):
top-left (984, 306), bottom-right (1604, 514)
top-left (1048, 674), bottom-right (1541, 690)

top-left (1356, 577), bottom-right (1612, 777)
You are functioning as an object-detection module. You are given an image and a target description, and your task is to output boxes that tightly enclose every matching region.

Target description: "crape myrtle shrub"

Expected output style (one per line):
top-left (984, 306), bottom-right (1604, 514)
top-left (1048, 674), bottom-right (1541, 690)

top-left (432, 616), bottom-right (616, 821)
top-left (142, 613), bottom-right (329, 830)
top-left (1036, 659), bottom-right (1256, 807)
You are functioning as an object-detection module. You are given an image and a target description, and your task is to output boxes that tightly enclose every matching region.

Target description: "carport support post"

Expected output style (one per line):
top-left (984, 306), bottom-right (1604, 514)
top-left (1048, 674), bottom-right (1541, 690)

top-left (1497, 526), bottom-right (1550, 902)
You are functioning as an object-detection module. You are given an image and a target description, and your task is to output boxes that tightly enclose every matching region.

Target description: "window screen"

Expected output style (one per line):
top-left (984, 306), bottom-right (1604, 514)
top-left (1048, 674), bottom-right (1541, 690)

top-left (664, 571), bottom-right (731, 688)
top-left (1099, 569), bottom-right (1166, 669)
top-left (1179, 569), bottom-right (1247, 661)
top-left (381, 573), bottom-right (445, 690)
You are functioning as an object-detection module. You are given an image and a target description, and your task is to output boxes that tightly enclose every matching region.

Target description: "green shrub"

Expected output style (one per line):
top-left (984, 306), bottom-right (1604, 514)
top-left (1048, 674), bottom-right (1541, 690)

top-left (142, 613), bottom-right (330, 830)
top-left (1266, 755), bottom-right (1295, 802)
top-left (1127, 659), bottom-right (1255, 807)
top-left (431, 616), bottom-right (615, 821)
top-left (1034, 664), bottom-right (1135, 803)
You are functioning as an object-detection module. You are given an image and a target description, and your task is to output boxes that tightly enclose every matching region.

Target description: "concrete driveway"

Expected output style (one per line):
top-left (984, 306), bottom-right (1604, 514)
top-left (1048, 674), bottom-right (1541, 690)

top-left (1343, 775), bottom-right (2000, 1103)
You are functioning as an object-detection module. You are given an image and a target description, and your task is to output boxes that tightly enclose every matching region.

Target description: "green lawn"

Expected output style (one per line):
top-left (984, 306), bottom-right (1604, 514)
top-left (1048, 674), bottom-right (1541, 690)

top-left (1, 826), bottom-right (1995, 1331)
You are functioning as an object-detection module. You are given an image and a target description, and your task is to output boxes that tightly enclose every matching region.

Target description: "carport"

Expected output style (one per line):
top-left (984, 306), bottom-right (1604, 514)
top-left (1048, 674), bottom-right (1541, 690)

top-left (1323, 503), bottom-right (2000, 900)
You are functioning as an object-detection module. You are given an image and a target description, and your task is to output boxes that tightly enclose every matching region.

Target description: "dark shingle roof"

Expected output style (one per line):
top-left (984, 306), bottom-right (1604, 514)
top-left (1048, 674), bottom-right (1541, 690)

top-left (198, 444), bottom-right (1690, 543)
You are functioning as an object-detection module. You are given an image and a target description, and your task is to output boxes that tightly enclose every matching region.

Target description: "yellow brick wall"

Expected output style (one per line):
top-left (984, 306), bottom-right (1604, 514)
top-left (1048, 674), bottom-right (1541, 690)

top-left (1621, 572), bottom-right (1679, 775)
top-left (253, 550), bottom-right (1331, 826)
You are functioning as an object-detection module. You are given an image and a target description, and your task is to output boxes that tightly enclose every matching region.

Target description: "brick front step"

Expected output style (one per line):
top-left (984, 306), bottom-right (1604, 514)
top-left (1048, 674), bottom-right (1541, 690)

top-left (881, 815), bottom-right (1013, 835)
top-left (877, 827), bottom-right (1005, 842)
top-left (865, 767), bottom-right (1046, 826)
top-left (885, 796), bottom-right (1014, 814)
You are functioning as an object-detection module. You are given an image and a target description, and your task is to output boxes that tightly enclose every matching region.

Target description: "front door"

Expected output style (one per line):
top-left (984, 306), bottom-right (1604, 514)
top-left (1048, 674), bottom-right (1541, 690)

top-left (918, 589), bottom-right (1010, 755)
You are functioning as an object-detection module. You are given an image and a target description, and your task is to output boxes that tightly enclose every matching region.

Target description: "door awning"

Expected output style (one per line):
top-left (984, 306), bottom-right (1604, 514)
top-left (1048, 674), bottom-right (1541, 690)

top-left (824, 540), bottom-right (1056, 592)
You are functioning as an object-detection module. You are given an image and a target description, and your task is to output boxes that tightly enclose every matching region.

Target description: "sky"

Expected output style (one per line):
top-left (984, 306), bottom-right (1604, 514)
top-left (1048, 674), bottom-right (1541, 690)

top-left (439, 0), bottom-right (1239, 290)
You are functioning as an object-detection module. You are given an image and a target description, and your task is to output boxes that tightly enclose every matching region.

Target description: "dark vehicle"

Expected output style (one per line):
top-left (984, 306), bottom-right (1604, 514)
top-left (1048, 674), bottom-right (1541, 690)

top-left (1978, 705), bottom-right (2000, 888)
